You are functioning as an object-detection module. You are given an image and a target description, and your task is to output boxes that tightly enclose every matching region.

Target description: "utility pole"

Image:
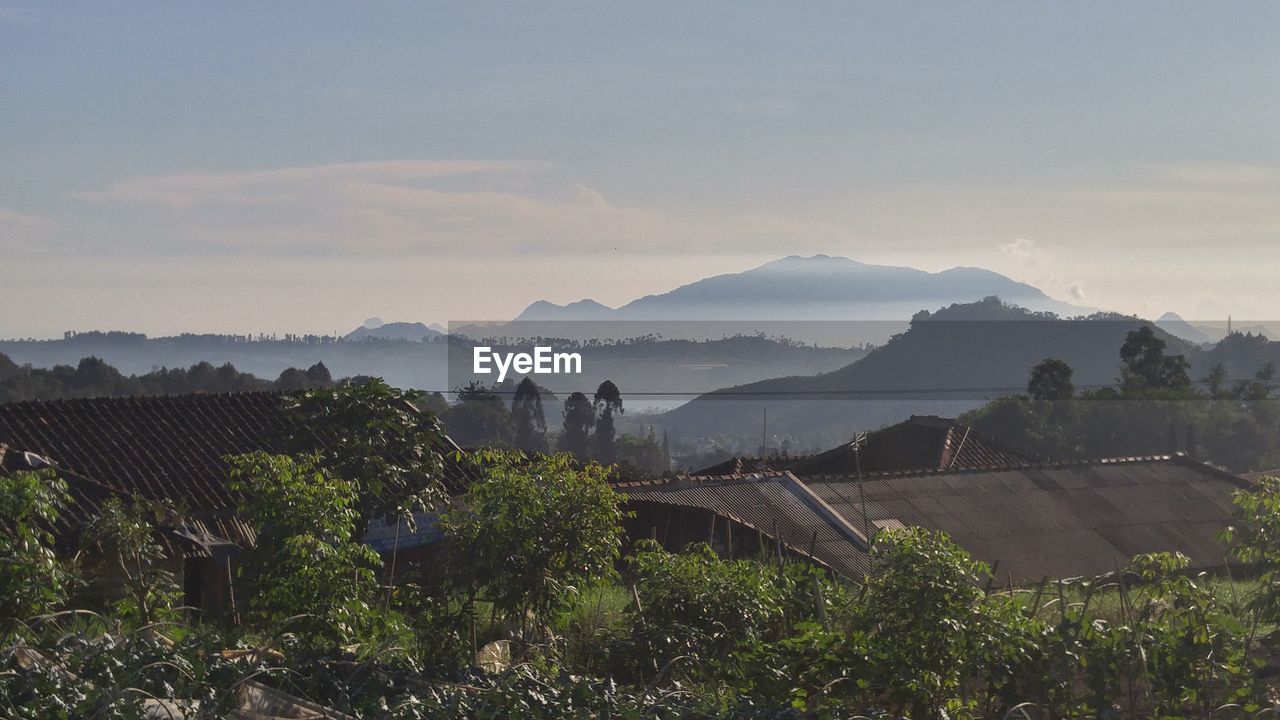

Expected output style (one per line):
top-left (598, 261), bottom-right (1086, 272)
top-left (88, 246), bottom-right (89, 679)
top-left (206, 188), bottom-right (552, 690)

top-left (852, 432), bottom-right (871, 545)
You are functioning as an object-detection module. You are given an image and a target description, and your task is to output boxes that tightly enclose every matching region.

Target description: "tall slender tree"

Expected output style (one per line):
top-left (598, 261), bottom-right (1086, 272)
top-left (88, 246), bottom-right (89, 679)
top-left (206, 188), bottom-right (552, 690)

top-left (593, 380), bottom-right (623, 463)
top-left (559, 391), bottom-right (595, 458)
top-left (511, 376), bottom-right (548, 452)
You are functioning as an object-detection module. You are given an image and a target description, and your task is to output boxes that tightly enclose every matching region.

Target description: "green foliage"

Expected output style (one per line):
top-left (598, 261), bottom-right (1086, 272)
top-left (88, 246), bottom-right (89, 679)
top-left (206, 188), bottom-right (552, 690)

top-left (849, 528), bottom-right (1034, 717)
top-left (78, 498), bottom-right (181, 625)
top-left (964, 333), bottom-right (1280, 471)
top-left (0, 469), bottom-right (74, 624)
top-left (228, 452), bottom-right (385, 645)
top-left (441, 450), bottom-right (623, 623)
top-left (0, 352), bottom-right (335, 402)
top-left (1120, 325), bottom-right (1193, 393)
top-left (511, 376), bottom-right (548, 452)
top-left (626, 541), bottom-right (785, 670)
top-left (1027, 357), bottom-right (1074, 402)
top-left (1224, 475), bottom-right (1280, 621)
top-left (558, 390), bottom-right (594, 457)
top-left (283, 378), bottom-right (451, 532)
top-left (0, 618), bottom-right (244, 720)
top-left (445, 380), bottom-right (516, 448)
top-left (593, 380), bottom-right (623, 463)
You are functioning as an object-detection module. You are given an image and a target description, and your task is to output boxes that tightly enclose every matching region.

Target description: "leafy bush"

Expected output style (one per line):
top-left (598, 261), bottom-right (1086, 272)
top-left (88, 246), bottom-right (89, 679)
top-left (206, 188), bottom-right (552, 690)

top-left (228, 452), bottom-right (387, 645)
top-left (78, 497), bottom-right (182, 626)
top-left (625, 541), bottom-right (786, 674)
top-left (0, 469), bottom-right (74, 625)
top-left (441, 451), bottom-right (623, 628)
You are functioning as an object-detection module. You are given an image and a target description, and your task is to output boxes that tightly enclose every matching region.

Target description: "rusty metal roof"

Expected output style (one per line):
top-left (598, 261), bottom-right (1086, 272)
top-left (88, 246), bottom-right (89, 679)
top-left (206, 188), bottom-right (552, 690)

top-left (620, 455), bottom-right (1250, 583)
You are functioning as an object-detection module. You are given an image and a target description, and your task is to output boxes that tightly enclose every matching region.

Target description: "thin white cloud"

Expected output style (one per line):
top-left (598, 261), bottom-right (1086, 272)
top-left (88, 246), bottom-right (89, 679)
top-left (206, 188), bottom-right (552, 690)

top-left (998, 237), bottom-right (1049, 266)
top-left (74, 160), bottom-right (536, 208)
top-left (68, 160), bottom-right (851, 257)
top-left (0, 208), bottom-right (56, 251)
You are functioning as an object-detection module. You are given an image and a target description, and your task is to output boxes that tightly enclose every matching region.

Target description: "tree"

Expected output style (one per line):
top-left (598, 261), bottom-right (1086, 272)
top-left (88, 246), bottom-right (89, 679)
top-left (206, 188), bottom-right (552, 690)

top-left (593, 380), bottom-right (623, 463)
top-left (80, 498), bottom-right (180, 624)
top-left (304, 361), bottom-right (333, 386)
top-left (228, 452), bottom-right (383, 643)
top-left (440, 450), bottom-right (622, 625)
top-left (1027, 358), bottom-right (1075, 402)
top-left (1204, 363), bottom-right (1229, 400)
top-left (0, 469), bottom-right (74, 623)
top-left (511, 377), bottom-right (548, 452)
top-left (1119, 325), bottom-right (1191, 393)
top-left (445, 381), bottom-right (515, 448)
top-left (283, 379), bottom-right (451, 535)
top-left (559, 391), bottom-right (595, 457)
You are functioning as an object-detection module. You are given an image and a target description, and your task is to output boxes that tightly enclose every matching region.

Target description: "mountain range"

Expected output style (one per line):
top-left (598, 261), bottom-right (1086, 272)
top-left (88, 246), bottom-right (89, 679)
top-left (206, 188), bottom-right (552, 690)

top-left (657, 297), bottom-right (1280, 443)
top-left (516, 255), bottom-right (1090, 322)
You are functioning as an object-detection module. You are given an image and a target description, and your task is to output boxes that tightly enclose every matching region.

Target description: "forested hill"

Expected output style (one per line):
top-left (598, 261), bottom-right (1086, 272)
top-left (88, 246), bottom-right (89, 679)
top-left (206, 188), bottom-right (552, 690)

top-left (0, 353), bottom-right (335, 402)
top-left (0, 332), bottom-right (867, 400)
top-left (660, 298), bottom-right (1275, 442)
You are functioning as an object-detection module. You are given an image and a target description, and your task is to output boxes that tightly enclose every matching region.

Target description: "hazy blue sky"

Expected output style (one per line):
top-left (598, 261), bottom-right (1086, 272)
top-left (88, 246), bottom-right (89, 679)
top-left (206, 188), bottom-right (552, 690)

top-left (2, 2), bottom-right (1279, 337)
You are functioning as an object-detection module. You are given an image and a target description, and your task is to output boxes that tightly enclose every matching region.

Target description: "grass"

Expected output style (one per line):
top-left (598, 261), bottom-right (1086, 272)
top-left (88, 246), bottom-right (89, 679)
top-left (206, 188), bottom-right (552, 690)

top-left (548, 582), bottom-right (632, 674)
top-left (1008, 573), bottom-right (1266, 626)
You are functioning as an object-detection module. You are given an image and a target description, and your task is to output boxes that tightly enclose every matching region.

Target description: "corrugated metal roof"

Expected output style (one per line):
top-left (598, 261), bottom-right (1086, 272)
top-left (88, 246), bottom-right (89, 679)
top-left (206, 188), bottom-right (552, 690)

top-left (620, 474), bottom-right (871, 578)
top-left (621, 455), bottom-right (1250, 583)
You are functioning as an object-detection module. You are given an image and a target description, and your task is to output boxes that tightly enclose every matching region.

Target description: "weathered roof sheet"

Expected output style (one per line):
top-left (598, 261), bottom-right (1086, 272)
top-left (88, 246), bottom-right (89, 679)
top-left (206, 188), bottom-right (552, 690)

top-left (617, 473), bottom-right (871, 577)
top-left (622, 455), bottom-right (1250, 583)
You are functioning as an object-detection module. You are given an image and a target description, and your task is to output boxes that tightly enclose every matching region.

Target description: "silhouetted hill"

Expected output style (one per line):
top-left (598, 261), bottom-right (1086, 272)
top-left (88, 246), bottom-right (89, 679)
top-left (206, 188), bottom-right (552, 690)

top-left (345, 321), bottom-right (442, 342)
top-left (1156, 312), bottom-right (1213, 345)
top-left (657, 298), bottom-right (1264, 443)
top-left (516, 255), bottom-right (1089, 323)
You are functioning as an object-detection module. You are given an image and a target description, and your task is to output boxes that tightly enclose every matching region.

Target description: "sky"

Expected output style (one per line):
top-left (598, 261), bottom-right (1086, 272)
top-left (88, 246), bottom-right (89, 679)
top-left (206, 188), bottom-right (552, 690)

top-left (2, 2), bottom-right (1279, 338)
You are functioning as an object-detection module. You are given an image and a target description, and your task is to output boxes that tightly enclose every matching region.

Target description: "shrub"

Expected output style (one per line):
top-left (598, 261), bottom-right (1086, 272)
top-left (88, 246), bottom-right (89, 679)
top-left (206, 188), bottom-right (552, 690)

top-left (625, 541), bottom-right (785, 673)
top-left (441, 451), bottom-right (623, 629)
top-left (228, 452), bottom-right (385, 645)
top-left (0, 469), bottom-right (75, 625)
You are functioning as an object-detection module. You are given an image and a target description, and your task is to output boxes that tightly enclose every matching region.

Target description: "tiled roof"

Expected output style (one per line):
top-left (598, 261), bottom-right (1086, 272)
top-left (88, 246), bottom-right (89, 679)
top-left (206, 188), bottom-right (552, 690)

top-left (619, 455), bottom-right (1250, 583)
top-left (0, 392), bottom-right (478, 548)
top-left (690, 454), bottom-right (809, 476)
top-left (786, 415), bottom-right (1033, 476)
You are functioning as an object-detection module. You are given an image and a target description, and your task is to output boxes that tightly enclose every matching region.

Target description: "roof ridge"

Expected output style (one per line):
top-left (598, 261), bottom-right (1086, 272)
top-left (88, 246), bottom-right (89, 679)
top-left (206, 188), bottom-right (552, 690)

top-left (665, 454), bottom-right (1203, 486)
top-left (805, 453), bottom-right (1188, 481)
top-left (0, 390), bottom-right (288, 410)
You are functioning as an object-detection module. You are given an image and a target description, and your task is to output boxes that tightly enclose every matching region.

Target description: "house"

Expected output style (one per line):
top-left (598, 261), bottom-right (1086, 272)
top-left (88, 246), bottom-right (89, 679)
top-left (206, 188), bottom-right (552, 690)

top-left (618, 454), bottom-right (1250, 583)
top-left (0, 392), bottom-right (476, 612)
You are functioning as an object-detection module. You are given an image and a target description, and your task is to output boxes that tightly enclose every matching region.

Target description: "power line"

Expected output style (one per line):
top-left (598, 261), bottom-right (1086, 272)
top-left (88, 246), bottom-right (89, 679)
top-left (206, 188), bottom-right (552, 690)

top-left (422, 377), bottom-right (1273, 397)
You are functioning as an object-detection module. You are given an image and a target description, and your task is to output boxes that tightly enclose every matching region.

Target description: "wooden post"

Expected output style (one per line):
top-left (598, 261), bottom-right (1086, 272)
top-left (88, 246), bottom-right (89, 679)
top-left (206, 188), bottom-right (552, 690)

top-left (225, 556), bottom-right (239, 626)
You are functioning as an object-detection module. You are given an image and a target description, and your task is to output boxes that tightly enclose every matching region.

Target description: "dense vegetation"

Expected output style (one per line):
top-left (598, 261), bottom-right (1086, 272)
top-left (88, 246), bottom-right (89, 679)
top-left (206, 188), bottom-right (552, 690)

top-left (4, 381), bottom-right (1280, 717)
top-left (0, 352), bottom-right (336, 401)
top-left (964, 326), bottom-right (1280, 472)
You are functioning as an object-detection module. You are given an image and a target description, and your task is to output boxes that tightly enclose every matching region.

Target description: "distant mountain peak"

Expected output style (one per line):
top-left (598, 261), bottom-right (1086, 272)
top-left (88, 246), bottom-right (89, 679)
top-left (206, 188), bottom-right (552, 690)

top-left (513, 254), bottom-right (1090, 323)
top-left (514, 298), bottom-right (614, 322)
top-left (344, 321), bottom-right (441, 342)
top-left (1155, 311), bottom-right (1212, 345)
